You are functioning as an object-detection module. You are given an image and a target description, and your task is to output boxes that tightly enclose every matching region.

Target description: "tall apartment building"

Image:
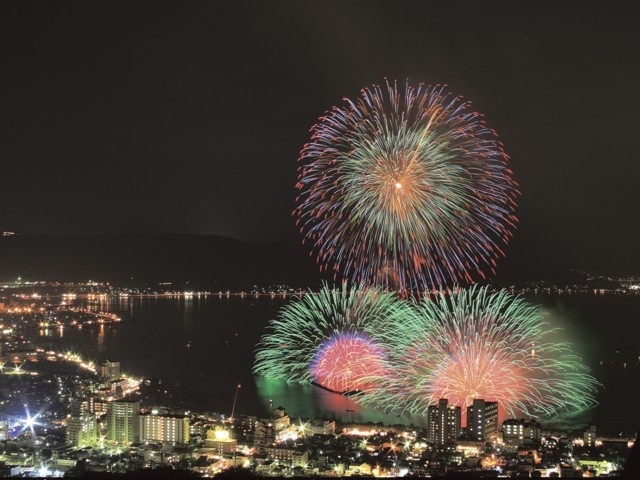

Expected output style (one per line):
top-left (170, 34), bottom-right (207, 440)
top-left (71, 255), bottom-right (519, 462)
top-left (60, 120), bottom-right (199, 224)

top-left (66, 414), bottom-right (98, 448)
top-left (466, 399), bottom-right (499, 443)
top-left (584, 425), bottom-right (597, 447)
top-left (139, 411), bottom-right (190, 445)
top-left (426, 399), bottom-right (461, 445)
top-left (106, 399), bottom-right (139, 445)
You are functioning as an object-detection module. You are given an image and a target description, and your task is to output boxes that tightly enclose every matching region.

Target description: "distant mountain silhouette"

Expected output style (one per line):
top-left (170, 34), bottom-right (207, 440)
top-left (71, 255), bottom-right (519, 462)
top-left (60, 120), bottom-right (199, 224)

top-left (0, 234), bottom-right (323, 290)
top-left (0, 233), bottom-right (597, 289)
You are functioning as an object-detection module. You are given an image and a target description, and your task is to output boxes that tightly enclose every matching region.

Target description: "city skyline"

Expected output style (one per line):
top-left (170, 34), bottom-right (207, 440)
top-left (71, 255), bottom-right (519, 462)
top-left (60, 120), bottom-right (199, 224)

top-left (1, 1), bottom-right (639, 279)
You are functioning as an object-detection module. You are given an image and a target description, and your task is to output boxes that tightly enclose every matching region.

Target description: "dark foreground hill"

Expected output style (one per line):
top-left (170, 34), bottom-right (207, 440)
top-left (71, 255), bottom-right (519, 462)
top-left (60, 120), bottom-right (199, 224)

top-left (0, 234), bottom-right (322, 289)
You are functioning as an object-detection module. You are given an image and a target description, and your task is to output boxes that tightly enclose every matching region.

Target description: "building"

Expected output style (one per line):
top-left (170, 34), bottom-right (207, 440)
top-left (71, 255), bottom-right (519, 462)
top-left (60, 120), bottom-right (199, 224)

top-left (192, 428), bottom-right (238, 459)
top-left (204, 428), bottom-right (237, 454)
top-left (255, 406), bottom-right (291, 448)
top-left (109, 378), bottom-right (128, 400)
top-left (426, 399), bottom-right (461, 445)
top-left (66, 414), bottom-right (98, 448)
top-left (254, 420), bottom-right (276, 448)
top-left (524, 420), bottom-right (541, 442)
top-left (234, 415), bottom-right (257, 432)
top-left (502, 419), bottom-right (542, 446)
top-left (232, 414), bottom-right (257, 443)
top-left (85, 396), bottom-right (108, 417)
top-left (101, 360), bottom-right (121, 381)
top-left (264, 446), bottom-right (309, 467)
top-left (466, 399), bottom-right (499, 443)
top-left (584, 424), bottom-right (597, 447)
top-left (139, 411), bottom-right (190, 445)
top-left (309, 419), bottom-right (336, 436)
top-left (106, 399), bottom-right (139, 445)
top-left (270, 406), bottom-right (291, 430)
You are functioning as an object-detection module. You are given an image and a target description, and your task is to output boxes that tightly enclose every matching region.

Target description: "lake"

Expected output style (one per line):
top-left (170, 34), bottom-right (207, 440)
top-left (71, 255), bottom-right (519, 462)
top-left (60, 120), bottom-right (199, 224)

top-left (38, 291), bottom-right (640, 435)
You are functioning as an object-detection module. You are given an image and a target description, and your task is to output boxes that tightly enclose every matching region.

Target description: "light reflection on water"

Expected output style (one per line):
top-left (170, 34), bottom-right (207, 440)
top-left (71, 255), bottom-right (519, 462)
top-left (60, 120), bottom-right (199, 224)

top-left (39, 293), bottom-right (640, 433)
top-left (254, 377), bottom-right (428, 427)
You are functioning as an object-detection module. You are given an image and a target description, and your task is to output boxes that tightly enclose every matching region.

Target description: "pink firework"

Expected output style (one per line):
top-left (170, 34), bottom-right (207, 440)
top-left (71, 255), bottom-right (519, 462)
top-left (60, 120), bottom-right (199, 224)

top-left (358, 286), bottom-right (600, 424)
top-left (311, 332), bottom-right (390, 393)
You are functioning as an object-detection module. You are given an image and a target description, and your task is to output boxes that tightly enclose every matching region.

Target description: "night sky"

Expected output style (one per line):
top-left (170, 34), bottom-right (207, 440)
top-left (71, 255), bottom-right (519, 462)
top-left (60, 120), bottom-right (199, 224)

top-left (1, 1), bottom-right (639, 277)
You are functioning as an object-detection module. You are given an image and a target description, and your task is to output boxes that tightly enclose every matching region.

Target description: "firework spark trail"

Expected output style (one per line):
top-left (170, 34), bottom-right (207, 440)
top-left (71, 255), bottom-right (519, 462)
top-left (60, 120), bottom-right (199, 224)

top-left (295, 80), bottom-right (519, 291)
top-left (358, 285), bottom-right (600, 422)
top-left (252, 283), bottom-right (411, 393)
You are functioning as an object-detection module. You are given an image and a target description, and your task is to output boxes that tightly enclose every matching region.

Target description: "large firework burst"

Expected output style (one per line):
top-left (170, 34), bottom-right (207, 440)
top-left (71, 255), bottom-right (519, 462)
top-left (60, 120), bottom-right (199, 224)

top-left (294, 80), bottom-right (518, 291)
top-left (358, 285), bottom-right (600, 422)
top-left (253, 283), bottom-right (408, 393)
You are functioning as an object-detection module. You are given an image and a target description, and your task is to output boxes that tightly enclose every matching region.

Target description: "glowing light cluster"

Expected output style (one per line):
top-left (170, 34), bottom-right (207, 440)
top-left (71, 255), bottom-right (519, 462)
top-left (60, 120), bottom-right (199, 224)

top-left (294, 80), bottom-right (518, 291)
top-left (253, 283), bottom-right (408, 393)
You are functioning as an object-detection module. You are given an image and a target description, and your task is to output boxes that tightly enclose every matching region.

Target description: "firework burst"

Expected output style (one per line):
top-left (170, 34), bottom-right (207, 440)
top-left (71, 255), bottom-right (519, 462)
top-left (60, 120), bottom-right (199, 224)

top-left (253, 283), bottom-right (408, 393)
top-left (294, 80), bottom-right (518, 291)
top-left (358, 285), bottom-right (600, 422)
top-left (310, 331), bottom-right (388, 393)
